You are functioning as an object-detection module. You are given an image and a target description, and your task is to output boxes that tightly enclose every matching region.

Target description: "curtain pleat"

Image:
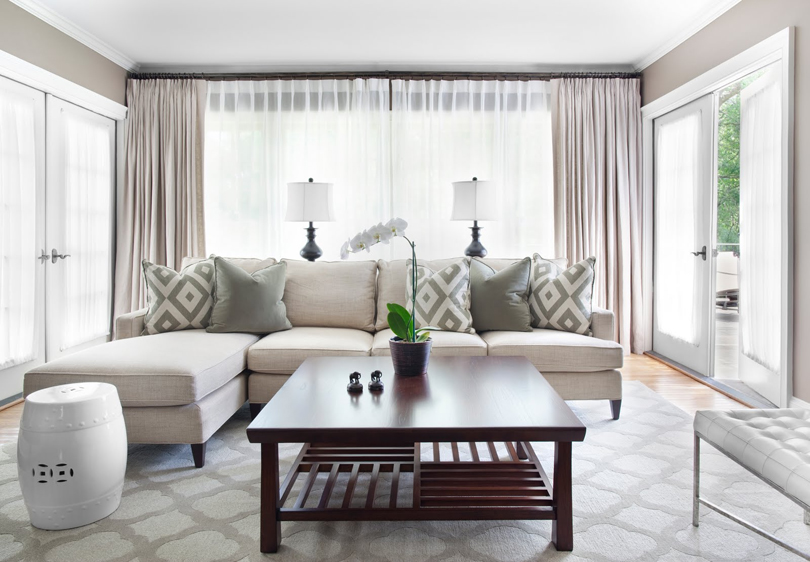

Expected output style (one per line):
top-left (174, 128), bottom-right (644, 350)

top-left (551, 78), bottom-right (644, 352)
top-left (113, 79), bottom-right (206, 320)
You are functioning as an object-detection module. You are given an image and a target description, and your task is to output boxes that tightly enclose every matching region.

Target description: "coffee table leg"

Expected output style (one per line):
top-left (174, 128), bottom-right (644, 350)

top-left (261, 442), bottom-right (281, 553)
top-left (551, 441), bottom-right (573, 551)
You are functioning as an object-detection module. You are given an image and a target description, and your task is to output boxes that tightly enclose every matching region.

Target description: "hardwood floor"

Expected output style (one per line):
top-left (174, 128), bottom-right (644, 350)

top-left (0, 354), bottom-right (746, 446)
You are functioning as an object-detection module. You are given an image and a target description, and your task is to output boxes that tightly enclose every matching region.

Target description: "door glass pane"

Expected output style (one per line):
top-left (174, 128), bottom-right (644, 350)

top-left (0, 84), bottom-right (37, 369)
top-left (738, 64), bottom-right (782, 374)
top-left (60, 111), bottom-right (113, 349)
top-left (714, 62), bottom-right (782, 392)
top-left (655, 111), bottom-right (702, 345)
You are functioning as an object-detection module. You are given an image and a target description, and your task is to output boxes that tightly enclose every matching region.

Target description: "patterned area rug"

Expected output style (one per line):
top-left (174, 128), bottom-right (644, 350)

top-left (1, 381), bottom-right (809, 561)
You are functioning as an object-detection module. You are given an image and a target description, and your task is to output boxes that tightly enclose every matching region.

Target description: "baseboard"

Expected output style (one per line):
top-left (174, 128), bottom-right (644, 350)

top-left (790, 396), bottom-right (810, 410)
top-left (0, 394), bottom-right (22, 411)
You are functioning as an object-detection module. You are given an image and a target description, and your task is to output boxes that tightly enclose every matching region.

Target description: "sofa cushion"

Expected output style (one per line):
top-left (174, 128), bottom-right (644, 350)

top-left (481, 329), bottom-right (623, 373)
top-left (207, 258), bottom-right (291, 334)
top-left (469, 257), bottom-right (532, 332)
top-left (407, 258), bottom-right (474, 333)
top-left (182, 256), bottom-right (277, 274)
top-left (376, 258), bottom-right (468, 331)
top-left (142, 259), bottom-right (215, 335)
top-left (529, 255), bottom-right (596, 335)
top-left (248, 327), bottom-right (374, 374)
top-left (24, 330), bottom-right (258, 407)
top-left (282, 259), bottom-right (378, 332)
top-left (371, 328), bottom-right (487, 357)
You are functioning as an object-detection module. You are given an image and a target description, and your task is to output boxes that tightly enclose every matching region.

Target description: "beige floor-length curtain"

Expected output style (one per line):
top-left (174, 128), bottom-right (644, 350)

top-left (550, 78), bottom-right (643, 353)
top-left (113, 79), bottom-right (207, 320)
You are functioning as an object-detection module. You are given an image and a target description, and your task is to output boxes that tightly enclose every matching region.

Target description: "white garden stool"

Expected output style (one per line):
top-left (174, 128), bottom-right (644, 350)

top-left (17, 382), bottom-right (127, 530)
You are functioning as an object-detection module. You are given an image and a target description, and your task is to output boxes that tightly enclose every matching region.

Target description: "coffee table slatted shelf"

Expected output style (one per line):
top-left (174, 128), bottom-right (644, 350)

top-left (277, 441), bottom-right (556, 520)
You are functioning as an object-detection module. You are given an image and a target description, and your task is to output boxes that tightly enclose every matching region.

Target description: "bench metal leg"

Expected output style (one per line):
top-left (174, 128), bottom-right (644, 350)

top-left (693, 433), bottom-right (700, 527)
top-left (693, 431), bottom-right (810, 560)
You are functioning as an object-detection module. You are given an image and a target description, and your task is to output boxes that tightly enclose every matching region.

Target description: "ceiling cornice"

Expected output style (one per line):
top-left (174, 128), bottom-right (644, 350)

top-left (8, 0), bottom-right (139, 72)
top-left (633, 0), bottom-right (742, 71)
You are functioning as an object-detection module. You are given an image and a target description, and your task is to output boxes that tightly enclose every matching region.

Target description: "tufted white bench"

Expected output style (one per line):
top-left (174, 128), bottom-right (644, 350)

top-left (694, 408), bottom-right (810, 559)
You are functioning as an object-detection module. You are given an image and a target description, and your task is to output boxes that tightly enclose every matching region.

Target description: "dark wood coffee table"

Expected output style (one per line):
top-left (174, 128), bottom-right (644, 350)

top-left (247, 356), bottom-right (586, 554)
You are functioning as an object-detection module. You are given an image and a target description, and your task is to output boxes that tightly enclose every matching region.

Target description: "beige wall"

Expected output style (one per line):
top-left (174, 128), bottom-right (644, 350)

top-left (642, 0), bottom-right (810, 400)
top-left (0, 0), bottom-right (127, 104)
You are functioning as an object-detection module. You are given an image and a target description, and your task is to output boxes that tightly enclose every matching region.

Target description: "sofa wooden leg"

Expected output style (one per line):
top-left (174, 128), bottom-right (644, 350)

top-left (191, 442), bottom-right (207, 468)
top-left (250, 403), bottom-right (264, 420)
top-left (610, 399), bottom-right (622, 420)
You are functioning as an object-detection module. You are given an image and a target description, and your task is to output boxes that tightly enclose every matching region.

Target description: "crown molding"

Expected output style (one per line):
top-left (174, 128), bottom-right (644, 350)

top-left (7, 0), bottom-right (139, 72)
top-left (633, 0), bottom-right (742, 71)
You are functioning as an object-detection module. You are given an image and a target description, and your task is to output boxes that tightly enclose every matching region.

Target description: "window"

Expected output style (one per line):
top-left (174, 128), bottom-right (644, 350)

top-left (204, 79), bottom-right (553, 260)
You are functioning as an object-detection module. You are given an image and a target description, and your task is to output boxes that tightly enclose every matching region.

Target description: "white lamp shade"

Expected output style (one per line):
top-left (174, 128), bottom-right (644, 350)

top-left (450, 180), bottom-right (498, 221)
top-left (285, 181), bottom-right (336, 222)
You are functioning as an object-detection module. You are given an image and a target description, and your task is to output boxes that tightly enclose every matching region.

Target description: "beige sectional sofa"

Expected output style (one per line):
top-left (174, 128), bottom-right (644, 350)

top-left (25, 256), bottom-right (624, 468)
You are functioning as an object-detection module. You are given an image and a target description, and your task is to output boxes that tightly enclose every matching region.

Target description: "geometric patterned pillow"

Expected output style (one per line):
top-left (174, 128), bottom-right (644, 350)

top-left (141, 259), bottom-right (215, 335)
top-left (406, 259), bottom-right (474, 333)
top-left (528, 254), bottom-right (595, 335)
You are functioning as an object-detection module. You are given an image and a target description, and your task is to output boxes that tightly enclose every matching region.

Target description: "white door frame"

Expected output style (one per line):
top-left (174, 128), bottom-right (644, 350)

top-left (641, 27), bottom-right (794, 407)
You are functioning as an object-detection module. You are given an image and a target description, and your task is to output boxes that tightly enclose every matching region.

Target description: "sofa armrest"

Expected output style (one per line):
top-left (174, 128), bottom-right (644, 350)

top-left (591, 306), bottom-right (615, 341)
top-left (115, 308), bottom-right (147, 340)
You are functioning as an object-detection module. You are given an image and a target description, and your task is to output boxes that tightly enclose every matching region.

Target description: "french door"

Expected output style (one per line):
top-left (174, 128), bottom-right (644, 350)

top-left (0, 77), bottom-right (46, 400)
top-left (45, 96), bottom-right (115, 360)
top-left (652, 95), bottom-right (714, 375)
top-left (0, 82), bottom-right (115, 402)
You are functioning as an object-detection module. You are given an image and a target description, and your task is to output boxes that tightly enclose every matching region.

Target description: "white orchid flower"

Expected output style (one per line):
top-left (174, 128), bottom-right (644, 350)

top-left (349, 231), bottom-right (374, 253)
top-left (385, 217), bottom-right (408, 237)
top-left (369, 223), bottom-right (393, 245)
top-left (340, 240), bottom-right (350, 260)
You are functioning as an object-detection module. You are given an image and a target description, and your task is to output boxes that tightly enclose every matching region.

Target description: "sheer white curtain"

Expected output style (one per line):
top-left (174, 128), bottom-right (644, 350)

top-left (205, 79), bottom-right (390, 260)
top-left (59, 110), bottom-right (114, 349)
top-left (654, 111), bottom-right (702, 345)
top-left (390, 80), bottom-right (553, 260)
top-left (0, 82), bottom-right (37, 369)
top-left (739, 66), bottom-right (782, 373)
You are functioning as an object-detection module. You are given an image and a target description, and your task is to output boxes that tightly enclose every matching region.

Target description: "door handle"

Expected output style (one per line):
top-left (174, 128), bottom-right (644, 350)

top-left (691, 246), bottom-right (707, 261)
top-left (38, 249), bottom-right (49, 264)
top-left (51, 248), bottom-right (70, 264)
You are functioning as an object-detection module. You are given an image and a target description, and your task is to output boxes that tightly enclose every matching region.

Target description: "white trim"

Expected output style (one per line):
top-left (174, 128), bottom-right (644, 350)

top-left (7, 0), bottom-right (138, 72)
top-left (790, 396), bottom-right (810, 410)
top-left (641, 27), bottom-right (794, 407)
top-left (633, 0), bottom-right (742, 71)
top-left (0, 48), bottom-right (127, 121)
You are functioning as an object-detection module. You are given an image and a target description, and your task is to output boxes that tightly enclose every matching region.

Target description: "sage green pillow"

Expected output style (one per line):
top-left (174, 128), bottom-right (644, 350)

top-left (469, 257), bottom-right (532, 332)
top-left (207, 257), bottom-right (292, 334)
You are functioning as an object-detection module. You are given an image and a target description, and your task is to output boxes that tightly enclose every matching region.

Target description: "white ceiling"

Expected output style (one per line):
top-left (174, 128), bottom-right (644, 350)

top-left (12, 0), bottom-right (741, 72)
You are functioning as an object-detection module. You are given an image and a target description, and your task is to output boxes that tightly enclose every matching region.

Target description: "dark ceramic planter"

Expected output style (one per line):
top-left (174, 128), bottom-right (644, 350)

top-left (389, 337), bottom-right (432, 377)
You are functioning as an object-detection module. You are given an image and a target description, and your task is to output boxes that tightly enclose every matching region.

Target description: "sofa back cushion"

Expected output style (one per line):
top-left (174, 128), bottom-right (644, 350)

top-left (282, 259), bottom-right (378, 332)
top-left (375, 258), bottom-right (468, 331)
top-left (182, 256), bottom-right (276, 274)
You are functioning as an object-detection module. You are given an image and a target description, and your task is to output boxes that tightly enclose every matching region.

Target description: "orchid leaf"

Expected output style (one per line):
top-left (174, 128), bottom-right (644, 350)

top-left (416, 331), bottom-right (431, 343)
top-left (387, 312), bottom-right (410, 341)
top-left (387, 303), bottom-right (412, 327)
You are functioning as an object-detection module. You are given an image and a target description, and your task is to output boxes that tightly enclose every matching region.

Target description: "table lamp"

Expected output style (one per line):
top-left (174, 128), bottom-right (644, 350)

top-left (285, 178), bottom-right (336, 261)
top-left (451, 177), bottom-right (497, 257)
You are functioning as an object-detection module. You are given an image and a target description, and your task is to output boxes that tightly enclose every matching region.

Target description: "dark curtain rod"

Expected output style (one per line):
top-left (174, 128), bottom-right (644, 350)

top-left (129, 70), bottom-right (640, 81)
